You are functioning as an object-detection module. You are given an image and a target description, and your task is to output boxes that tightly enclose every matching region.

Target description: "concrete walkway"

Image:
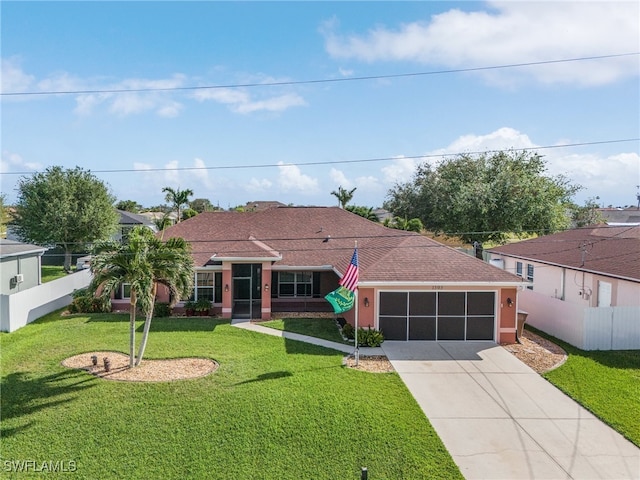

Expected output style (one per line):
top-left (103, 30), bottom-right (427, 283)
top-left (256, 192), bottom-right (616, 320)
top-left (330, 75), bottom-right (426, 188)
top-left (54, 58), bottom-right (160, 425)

top-left (381, 341), bottom-right (640, 480)
top-left (230, 318), bottom-right (384, 356)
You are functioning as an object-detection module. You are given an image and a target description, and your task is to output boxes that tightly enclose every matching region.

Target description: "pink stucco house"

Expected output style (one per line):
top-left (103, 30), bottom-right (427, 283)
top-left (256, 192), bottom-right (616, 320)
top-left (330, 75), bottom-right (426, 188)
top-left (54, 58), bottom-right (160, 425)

top-left (487, 225), bottom-right (640, 349)
top-left (126, 206), bottom-right (525, 343)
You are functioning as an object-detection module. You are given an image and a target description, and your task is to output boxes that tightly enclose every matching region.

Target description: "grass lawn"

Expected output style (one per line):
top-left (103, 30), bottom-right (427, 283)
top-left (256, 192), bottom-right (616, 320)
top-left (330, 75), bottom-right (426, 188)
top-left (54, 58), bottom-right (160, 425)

top-left (40, 265), bottom-right (67, 283)
top-left (528, 326), bottom-right (640, 447)
top-left (1, 312), bottom-right (462, 479)
top-left (261, 317), bottom-right (350, 345)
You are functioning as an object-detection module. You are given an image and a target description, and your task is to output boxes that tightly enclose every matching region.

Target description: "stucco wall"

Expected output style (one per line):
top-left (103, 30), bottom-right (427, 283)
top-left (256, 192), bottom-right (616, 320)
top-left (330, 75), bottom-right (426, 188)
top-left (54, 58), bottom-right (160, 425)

top-left (0, 269), bottom-right (91, 332)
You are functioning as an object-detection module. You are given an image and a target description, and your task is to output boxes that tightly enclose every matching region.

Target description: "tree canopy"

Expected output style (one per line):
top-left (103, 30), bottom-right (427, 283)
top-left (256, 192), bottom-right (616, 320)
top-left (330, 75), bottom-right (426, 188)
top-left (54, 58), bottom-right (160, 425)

top-left (345, 205), bottom-right (379, 222)
top-left (162, 187), bottom-right (193, 223)
top-left (384, 151), bottom-right (580, 243)
top-left (13, 166), bottom-right (119, 270)
top-left (331, 186), bottom-right (357, 209)
top-left (115, 199), bottom-right (142, 213)
top-left (190, 198), bottom-right (216, 213)
top-left (90, 227), bottom-right (193, 367)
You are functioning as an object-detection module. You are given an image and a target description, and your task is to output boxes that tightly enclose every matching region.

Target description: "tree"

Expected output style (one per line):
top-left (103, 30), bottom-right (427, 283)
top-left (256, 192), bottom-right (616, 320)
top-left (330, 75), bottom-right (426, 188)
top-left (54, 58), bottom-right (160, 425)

top-left (384, 151), bottom-right (580, 244)
top-left (570, 197), bottom-right (605, 227)
top-left (90, 227), bottom-right (193, 367)
top-left (345, 205), bottom-right (379, 222)
top-left (330, 186), bottom-right (357, 209)
top-left (190, 198), bottom-right (216, 213)
top-left (162, 187), bottom-right (194, 223)
top-left (115, 199), bottom-right (142, 213)
top-left (384, 216), bottom-right (424, 233)
top-left (13, 166), bottom-right (119, 271)
top-left (182, 208), bottom-right (198, 221)
top-left (0, 194), bottom-right (9, 239)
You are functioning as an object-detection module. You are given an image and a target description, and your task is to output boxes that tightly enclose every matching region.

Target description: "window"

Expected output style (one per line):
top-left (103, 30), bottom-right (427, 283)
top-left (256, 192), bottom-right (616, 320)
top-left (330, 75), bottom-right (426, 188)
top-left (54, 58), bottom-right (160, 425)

top-left (516, 261), bottom-right (523, 277)
top-left (122, 283), bottom-right (131, 298)
top-left (186, 271), bottom-right (222, 303)
top-left (196, 272), bottom-right (214, 301)
top-left (278, 272), bottom-right (313, 297)
top-left (526, 264), bottom-right (534, 290)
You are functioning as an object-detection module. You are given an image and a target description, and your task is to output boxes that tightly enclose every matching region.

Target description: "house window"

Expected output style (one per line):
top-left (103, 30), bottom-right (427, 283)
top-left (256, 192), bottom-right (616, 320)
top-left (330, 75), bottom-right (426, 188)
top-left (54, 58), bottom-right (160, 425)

top-left (516, 262), bottom-right (523, 277)
top-left (526, 264), bottom-right (534, 290)
top-left (186, 271), bottom-right (222, 303)
top-left (114, 283), bottom-right (131, 299)
top-left (121, 226), bottom-right (134, 244)
top-left (196, 272), bottom-right (214, 301)
top-left (278, 272), bottom-right (313, 297)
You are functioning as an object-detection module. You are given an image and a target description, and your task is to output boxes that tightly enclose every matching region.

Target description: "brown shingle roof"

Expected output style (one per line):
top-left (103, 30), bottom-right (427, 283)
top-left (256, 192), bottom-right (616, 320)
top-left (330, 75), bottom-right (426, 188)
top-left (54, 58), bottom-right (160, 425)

top-left (161, 207), bottom-right (522, 284)
top-left (488, 225), bottom-right (640, 281)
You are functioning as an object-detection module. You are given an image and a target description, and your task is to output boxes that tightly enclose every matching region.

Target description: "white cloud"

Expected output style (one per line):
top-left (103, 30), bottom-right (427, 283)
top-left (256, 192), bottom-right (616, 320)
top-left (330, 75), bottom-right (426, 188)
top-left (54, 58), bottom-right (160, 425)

top-left (193, 87), bottom-right (305, 114)
top-left (354, 175), bottom-right (382, 192)
top-left (381, 156), bottom-right (419, 184)
top-left (245, 177), bottom-right (273, 193)
top-left (0, 151), bottom-right (42, 174)
top-left (0, 58), bottom-right (35, 94)
top-left (277, 162), bottom-right (319, 193)
top-left (324, 2), bottom-right (639, 86)
top-left (329, 168), bottom-right (352, 188)
top-left (434, 127), bottom-right (537, 154)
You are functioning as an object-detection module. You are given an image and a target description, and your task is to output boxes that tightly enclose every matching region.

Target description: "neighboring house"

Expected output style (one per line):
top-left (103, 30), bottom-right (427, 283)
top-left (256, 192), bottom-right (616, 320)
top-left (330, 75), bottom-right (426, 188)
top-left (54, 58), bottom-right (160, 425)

top-left (0, 239), bottom-right (46, 294)
top-left (487, 225), bottom-right (640, 349)
top-left (137, 211), bottom-right (179, 227)
top-left (142, 207), bottom-right (525, 343)
top-left (597, 207), bottom-right (640, 226)
top-left (115, 210), bottom-right (157, 242)
top-left (243, 201), bottom-right (287, 212)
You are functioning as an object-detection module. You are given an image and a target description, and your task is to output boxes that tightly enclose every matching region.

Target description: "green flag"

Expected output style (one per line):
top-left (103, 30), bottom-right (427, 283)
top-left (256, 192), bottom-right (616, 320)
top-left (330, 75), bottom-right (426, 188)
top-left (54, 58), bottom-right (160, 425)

top-left (324, 286), bottom-right (355, 314)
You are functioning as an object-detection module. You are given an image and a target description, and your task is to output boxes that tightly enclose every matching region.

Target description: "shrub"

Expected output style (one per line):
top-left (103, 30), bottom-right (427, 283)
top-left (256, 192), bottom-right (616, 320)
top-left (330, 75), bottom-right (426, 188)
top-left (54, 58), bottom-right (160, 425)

top-left (68, 290), bottom-right (110, 314)
top-left (195, 298), bottom-right (211, 314)
top-left (154, 302), bottom-right (172, 318)
top-left (357, 327), bottom-right (385, 347)
top-left (341, 322), bottom-right (355, 340)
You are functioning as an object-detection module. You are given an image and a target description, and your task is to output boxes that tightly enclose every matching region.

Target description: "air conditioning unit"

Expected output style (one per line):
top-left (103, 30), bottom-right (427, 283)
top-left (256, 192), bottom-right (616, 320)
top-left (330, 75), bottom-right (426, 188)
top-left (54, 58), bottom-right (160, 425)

top-left (15, 274), bottom-right (24, 283)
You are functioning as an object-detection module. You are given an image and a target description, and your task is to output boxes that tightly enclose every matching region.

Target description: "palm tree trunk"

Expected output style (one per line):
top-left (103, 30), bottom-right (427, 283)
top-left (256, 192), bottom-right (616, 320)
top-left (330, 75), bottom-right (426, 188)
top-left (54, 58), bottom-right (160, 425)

top-left (135, 284), bottom-right (157, 367)
top-left (129, 290), bottom-right (137, 368)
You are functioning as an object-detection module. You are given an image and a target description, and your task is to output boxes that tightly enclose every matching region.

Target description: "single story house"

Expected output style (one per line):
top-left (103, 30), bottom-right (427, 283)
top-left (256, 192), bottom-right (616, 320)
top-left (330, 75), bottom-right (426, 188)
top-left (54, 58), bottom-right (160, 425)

top-left (0, 239), bottom-right (46, 295)
top-left (145, 207), bottom-right (525, 343)
top-left (487, 225), bottom-right (640, 349)
top-left (115, 210), bottom-right (157, 242)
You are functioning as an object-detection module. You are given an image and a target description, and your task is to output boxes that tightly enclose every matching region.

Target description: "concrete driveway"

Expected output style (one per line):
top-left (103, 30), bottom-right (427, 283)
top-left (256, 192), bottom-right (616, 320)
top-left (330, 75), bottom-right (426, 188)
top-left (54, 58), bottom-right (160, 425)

top-left (381, 341), bottom-right (640, 480)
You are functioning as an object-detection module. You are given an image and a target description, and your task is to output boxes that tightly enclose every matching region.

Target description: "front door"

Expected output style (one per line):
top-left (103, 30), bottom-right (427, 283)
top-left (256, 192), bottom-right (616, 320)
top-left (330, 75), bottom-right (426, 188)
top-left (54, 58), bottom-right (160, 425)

top-left (232, 264), bottom-right (262, 319)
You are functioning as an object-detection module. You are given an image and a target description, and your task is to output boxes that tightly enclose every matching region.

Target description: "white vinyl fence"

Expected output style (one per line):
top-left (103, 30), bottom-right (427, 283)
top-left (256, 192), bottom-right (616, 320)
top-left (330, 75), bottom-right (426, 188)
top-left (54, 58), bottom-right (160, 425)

top-left (0, 269), bottom-right (91, 332)
top-left (519, 290), bottom-right (640, 350)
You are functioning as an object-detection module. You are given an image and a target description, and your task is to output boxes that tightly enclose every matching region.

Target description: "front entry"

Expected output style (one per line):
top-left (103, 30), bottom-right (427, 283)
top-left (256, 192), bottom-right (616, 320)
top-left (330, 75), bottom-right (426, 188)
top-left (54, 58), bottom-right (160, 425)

top-left (232, 264), bottom-right (262, 319)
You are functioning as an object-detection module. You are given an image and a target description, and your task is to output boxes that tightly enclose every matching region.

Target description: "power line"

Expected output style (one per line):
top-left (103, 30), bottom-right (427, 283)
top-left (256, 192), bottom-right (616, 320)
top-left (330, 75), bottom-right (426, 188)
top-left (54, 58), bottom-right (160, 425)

top-left (2, 52), bottom-right (638, 97)
top-left (2, 138), bottom-right (638, 177)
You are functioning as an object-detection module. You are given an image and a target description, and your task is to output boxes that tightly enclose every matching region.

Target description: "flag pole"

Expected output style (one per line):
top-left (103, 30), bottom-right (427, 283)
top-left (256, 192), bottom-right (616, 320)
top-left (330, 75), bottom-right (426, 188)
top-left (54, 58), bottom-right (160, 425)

top-left (354, 241), bottom-right (359, 366)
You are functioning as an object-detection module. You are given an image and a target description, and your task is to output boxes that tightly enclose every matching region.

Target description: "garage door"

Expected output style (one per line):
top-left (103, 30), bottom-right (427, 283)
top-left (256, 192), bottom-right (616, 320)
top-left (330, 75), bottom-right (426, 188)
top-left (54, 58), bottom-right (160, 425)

top-left (378, 291), bottom-right (495, 341)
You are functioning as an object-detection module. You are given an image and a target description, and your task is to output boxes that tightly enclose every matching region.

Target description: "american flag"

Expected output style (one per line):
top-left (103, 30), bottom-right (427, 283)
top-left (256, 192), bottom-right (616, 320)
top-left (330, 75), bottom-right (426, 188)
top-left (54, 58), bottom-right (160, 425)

top-left (339, 248), bottom-right (359, 292)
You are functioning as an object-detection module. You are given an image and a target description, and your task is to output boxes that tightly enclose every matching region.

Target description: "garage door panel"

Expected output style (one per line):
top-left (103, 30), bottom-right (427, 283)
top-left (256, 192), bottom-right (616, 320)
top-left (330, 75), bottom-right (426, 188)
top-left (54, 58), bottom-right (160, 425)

top-left (408, 316), bottom-right (436, 340)
top-left (437, 316), bottom-right (465, 340)
top-left (466, 316), bottom-right (494, 340)
top-left (409, 292), bottom-right (436, 315)
top-left (438, 292), bottom-right (465, 315)
top-left (379, 316), bottom-right (407, 341)
top-left (379, 292), bottom-right (407, 316)
top-left (467, 292), bottom-right (495, 315)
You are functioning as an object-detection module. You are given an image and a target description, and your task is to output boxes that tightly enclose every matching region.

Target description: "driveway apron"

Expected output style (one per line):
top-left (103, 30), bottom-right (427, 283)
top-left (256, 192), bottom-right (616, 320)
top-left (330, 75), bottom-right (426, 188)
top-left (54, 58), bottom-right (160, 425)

top-left (381, 341), bottom-right (640, 480)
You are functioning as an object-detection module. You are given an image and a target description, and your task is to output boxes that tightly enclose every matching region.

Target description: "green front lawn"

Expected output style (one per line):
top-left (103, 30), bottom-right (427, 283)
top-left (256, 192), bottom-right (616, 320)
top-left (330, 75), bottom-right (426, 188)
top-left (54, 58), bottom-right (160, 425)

top-left (530, 327), bottom-right (640, 447)
top-left (261, 317), bottom-right (350, 344)
top-left (40, 265), bottom-right (67, 283)
top-left (1, 312), bottom-right (461, 480)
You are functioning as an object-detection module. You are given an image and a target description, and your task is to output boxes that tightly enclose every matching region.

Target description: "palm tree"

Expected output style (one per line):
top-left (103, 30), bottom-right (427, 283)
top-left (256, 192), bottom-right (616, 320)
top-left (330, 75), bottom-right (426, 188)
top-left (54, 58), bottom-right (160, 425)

top-left (162, 186), bottom-right (194, 223)
top-left (90, 227), bottom-right (193, 367)
top-left (330, 186), bottom-right (357, 209)
top-left (135, 235), bottom-right (193, 366)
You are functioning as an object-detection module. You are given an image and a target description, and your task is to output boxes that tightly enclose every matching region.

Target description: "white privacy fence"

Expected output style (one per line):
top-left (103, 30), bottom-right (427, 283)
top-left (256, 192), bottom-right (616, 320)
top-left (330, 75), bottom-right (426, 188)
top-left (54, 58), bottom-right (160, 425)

top-left (0, 269), bottom-right (91, 332)
top-left (519, 290), bottom-right (640, 350)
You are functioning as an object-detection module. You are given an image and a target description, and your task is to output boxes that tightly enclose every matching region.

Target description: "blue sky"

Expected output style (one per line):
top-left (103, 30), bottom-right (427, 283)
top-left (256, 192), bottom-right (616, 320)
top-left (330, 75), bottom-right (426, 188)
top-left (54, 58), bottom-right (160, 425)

top-left (2, 1), bottom-right (639, 210)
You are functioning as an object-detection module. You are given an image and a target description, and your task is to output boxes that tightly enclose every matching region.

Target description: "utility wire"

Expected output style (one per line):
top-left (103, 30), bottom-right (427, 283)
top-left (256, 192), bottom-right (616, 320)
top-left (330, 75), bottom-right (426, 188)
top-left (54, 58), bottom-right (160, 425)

top-left (2, 52), bottom-right (638, 97)
top-left (2, 138), bottom-right (638, 176)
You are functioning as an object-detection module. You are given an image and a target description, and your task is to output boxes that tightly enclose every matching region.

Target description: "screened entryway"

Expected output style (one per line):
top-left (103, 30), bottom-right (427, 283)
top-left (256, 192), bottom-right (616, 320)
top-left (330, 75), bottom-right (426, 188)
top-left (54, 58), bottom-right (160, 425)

top-left (232, 264), bottom-right (262, 319)
top-left (378, 291), bottom-right (496, 341)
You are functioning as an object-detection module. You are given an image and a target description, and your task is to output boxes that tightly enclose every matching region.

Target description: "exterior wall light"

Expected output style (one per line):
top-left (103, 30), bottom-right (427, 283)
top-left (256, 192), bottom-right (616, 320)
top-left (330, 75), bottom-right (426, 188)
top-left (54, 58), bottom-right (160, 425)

top-left (264, 283), bottom-right (269, 291)
top-left (364, 297), bottom-right (370, 307)
top-left (224, 284), bottom-right (229, 292)
top-left (506, 297), bottom-right (514, 307)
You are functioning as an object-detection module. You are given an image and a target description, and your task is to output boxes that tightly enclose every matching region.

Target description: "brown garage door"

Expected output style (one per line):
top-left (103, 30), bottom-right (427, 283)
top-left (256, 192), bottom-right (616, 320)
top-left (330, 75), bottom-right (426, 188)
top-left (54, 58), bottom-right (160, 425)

top-left (378, 291), bottom-right (495, 341)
